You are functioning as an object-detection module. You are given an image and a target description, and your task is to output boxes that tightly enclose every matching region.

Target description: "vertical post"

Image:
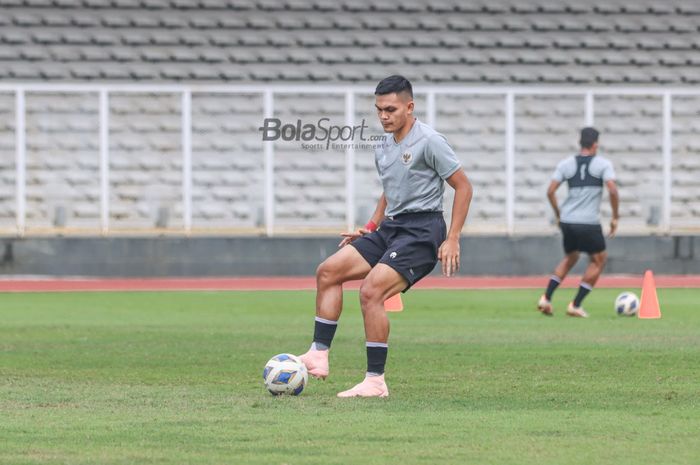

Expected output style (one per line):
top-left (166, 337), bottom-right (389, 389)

top-left (584, 91), bottom-right (594, 126)
top-left (15, 88), bottom-right (25, 236)
top-left (661, 92), bottom-right (672, 233)
top-left (99, 90), bottom-right (109, 234)
top-left (426, 91), bottom-right (436, 128)
top-left (182, 90), bottom-right (192, 233)
top-left (344, 90), bottom-right (355, 232)
top-left (263, 90), bottom-right (274, 236)
top-left (505, 92), bottom-right (515, 235)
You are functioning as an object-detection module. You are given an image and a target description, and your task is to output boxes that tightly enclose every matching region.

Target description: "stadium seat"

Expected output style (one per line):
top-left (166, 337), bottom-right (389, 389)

top-left (2, 1), bottom-right (699, 231)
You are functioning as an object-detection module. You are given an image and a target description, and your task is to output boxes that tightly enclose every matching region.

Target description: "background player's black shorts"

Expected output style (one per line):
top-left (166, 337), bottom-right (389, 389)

top-left (559, 222), bottom-right (606, 254)
top-left (350, 211), bottom-right (446, 292)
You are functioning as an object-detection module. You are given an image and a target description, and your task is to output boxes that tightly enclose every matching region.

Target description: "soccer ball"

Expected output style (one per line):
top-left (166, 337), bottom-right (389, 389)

top-left (615, 292), bottom-right (640, 316)
top-left (263, 353), bottom-right (308, 396)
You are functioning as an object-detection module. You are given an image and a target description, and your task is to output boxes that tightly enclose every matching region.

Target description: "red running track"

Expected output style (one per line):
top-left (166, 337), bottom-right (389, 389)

top-left (0, 275), bottom-right (698, 293)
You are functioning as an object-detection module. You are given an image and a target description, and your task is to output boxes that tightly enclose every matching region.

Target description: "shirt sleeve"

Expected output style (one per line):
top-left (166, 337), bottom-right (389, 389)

top-left (551, 160), bottom-right (567, 182)
top-left (426, 134), bottom-right (461, 180)
top-left (602, 160), bottom-right (616, 181)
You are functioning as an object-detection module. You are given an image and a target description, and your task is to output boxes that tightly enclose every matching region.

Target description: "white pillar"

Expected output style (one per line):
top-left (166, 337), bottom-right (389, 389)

top-left (661, 92), bottom-right (672, 233)
top-left (15, 88), bottom-right (25, 236)
top-left (263, 90), bottom-right (275, 236)
top-left (584, 91), bottom-right (594, 126)
top-left (182, 90), bottom-right (192, 233)
top-left (505, 92), bottom-right (515, 235)
top-left (99, 90), bottom-right (110, 234)
top-left (344, 90), bottom-right (355, 232)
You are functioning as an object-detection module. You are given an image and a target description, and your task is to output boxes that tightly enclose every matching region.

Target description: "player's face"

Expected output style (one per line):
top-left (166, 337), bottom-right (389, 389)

top-left (375, 92), bottom-right (414, 133)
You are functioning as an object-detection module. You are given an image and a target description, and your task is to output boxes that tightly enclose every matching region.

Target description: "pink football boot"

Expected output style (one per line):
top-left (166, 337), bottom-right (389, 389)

top-left (298, 349), bottom-right (329, 380)
top-left (337, 374), bottom-right (389, 398)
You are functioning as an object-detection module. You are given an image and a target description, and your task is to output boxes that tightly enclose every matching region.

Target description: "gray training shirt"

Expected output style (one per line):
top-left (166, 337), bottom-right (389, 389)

top-left (552, 154), bottom-right (616, 225)
top-left (375, 119), bottom-right (461, 217)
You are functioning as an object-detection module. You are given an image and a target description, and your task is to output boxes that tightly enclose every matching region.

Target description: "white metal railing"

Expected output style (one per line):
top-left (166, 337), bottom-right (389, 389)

top-left (2, 83), bottom-right (699, 236)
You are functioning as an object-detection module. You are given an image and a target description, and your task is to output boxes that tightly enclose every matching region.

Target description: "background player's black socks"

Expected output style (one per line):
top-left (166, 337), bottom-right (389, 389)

top-left (573, 282), bottom-right (593, 307)
top-left (545, 275), bottom-right (561, 300)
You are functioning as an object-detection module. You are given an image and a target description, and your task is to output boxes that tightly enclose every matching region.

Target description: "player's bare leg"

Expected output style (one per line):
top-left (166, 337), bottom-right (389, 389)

top-left (554, 251), bottom-right (580, 281)
top-left (567, 251), bottom-right (607, 318)
top-left (581, 251), bottom-right (607, 287)
top-left (539, 252), bottom-right (579, 315)
top-left (338, 264), bottom-right (406, 398)
top-left (300, 245), bottom-right (371, 379)
top-left (315, 245), bottom-right (372, 321)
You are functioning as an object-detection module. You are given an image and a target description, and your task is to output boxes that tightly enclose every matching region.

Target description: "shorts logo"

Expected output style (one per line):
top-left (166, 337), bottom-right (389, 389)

top-left (401, 151), bottom-right (412, 165)
top-left (409, 268), bottom-right (414, 275)
top-left (390, 251), bottom-right (397, 259)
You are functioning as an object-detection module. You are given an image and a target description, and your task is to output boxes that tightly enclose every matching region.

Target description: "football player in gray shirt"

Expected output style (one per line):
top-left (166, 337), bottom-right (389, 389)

top-left (299, 75), bottom-right (473, 397)
top-left (538, 127), bottom-right (619, 318)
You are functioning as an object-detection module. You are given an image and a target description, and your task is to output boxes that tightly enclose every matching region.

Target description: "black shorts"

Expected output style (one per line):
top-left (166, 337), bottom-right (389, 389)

top-left (350, 211), bottom-right (446, 292)
top-left (560, 222), bottom-right (606, 254)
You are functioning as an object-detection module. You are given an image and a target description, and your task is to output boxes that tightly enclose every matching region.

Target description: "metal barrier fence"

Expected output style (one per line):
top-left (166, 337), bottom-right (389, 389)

top-left (1, 83), bottom-right (698, 236)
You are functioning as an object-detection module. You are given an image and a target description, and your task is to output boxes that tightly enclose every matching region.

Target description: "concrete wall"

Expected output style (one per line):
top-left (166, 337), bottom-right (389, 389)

top-left (0, 235), bottom-right (697, 277)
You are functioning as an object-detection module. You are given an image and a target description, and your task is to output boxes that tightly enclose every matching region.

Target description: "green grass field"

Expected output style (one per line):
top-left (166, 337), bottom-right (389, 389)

top-left (1, 288), bottom-right (698, 465)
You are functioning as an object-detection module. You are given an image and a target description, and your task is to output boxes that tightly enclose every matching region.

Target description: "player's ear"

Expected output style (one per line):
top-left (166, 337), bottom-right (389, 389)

top-left (406, 99), bottom-right (414, 115)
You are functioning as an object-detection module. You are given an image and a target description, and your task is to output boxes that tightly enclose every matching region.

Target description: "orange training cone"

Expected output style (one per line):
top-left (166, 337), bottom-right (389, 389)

top-left (639, 269), bottom-right (661, 319)
top-left (384, 293), bottom-right (404, 312)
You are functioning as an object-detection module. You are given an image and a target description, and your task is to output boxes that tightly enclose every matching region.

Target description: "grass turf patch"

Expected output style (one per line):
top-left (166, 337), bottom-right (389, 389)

top-left (1, 289), bottom-right (698, 465)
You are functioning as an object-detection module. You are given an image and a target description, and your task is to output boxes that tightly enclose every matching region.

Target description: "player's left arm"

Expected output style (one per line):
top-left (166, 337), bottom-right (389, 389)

top-left (546, 180), bottom-right (562, 225)
top-left (439, 169), bottom-right (473, 277)
top-left (606, 179), bottom-right (619, 237)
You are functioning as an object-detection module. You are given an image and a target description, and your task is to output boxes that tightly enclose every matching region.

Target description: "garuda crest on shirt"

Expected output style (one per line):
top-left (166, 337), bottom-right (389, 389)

top-left (401, 151), bottom-right (412, 165)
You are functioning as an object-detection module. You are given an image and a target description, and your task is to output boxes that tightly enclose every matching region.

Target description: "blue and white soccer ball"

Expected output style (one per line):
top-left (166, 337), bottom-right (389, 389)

top-left (615, 292), bottom-right (640, 317)
top-left (263, 353), bottom-right (308, 396)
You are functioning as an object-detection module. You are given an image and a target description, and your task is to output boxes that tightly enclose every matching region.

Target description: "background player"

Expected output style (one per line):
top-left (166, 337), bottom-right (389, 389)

top-left (299, 75), bottom-right (473, 397)
top-left (538, 127), bottom-right (619, 318)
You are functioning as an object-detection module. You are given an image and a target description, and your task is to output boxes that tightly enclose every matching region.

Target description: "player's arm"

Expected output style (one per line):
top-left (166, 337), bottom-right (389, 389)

top-left (606, 179), bottom-right (619, 237)
top-left (339, 193), bottom-right (386, 247)
top-left (438, 169), bottom-right (472, 277)
top-left (367, 193), bottom-right (387, 229)
top-left (546, 180), bottom-right (561, 224)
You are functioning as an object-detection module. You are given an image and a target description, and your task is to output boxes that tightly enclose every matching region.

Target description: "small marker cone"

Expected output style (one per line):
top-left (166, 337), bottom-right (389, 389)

top-left (639, 269), bottom-right (661, 319)
top-left (384, 293), bottom-right (403, 312)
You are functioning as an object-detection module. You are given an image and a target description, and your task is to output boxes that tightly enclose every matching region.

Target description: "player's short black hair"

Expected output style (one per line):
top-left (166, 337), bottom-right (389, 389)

top-left (580, 127), bottom-right (599, 148)
top-left (375, 75), bottom-right (413, 98)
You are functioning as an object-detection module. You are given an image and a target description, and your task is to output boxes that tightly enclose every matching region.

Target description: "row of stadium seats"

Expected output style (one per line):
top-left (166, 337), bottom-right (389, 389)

top-left (0, 0), bottom-right (696, 13)
top-left (0, 95), bottom-right (700, 228)
top-left (1, 0), bottom-right (700, 84)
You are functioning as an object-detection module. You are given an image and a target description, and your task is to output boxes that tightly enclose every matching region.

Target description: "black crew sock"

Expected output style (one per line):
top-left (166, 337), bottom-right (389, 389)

top-left (573, 282), bottom-right (592, 307)
top-left (366, 342), bottom-right (388, 375)
top-left (312, 317), bottom-right (338, 349)
top-left (545, 275), bottom-right (561, 300)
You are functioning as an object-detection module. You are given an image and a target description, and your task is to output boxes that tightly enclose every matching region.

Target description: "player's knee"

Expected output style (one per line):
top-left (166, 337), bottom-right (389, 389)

top-left (316, 258), bottom-right (341, 285)
top-left (358, 282), bottom-right (382, 310)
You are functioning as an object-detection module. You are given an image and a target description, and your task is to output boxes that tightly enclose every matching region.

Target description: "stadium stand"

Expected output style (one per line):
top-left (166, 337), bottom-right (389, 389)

top-left (0, 0), bottom-right (697, 84)
top-left (0, 0), bottom-right (699, 232)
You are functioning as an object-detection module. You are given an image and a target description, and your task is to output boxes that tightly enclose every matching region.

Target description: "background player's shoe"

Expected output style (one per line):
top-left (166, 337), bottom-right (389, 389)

top-left (537, 295), bottom-right (553, 316)
top-left (298, 349), bottom-right (329, 380)
top-left (337, 374), bottom-right (389, 398)
top-left (566, 302), bottom-right (589, 318)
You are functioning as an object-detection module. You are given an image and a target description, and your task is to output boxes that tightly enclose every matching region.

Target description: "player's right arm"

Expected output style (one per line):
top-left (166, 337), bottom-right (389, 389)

top-left (338, 193), bottom-right (386, 247)
top-left (606, 179), bottom-right (619, 237)
top-left (546, 180), bottom-right (561, 225)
